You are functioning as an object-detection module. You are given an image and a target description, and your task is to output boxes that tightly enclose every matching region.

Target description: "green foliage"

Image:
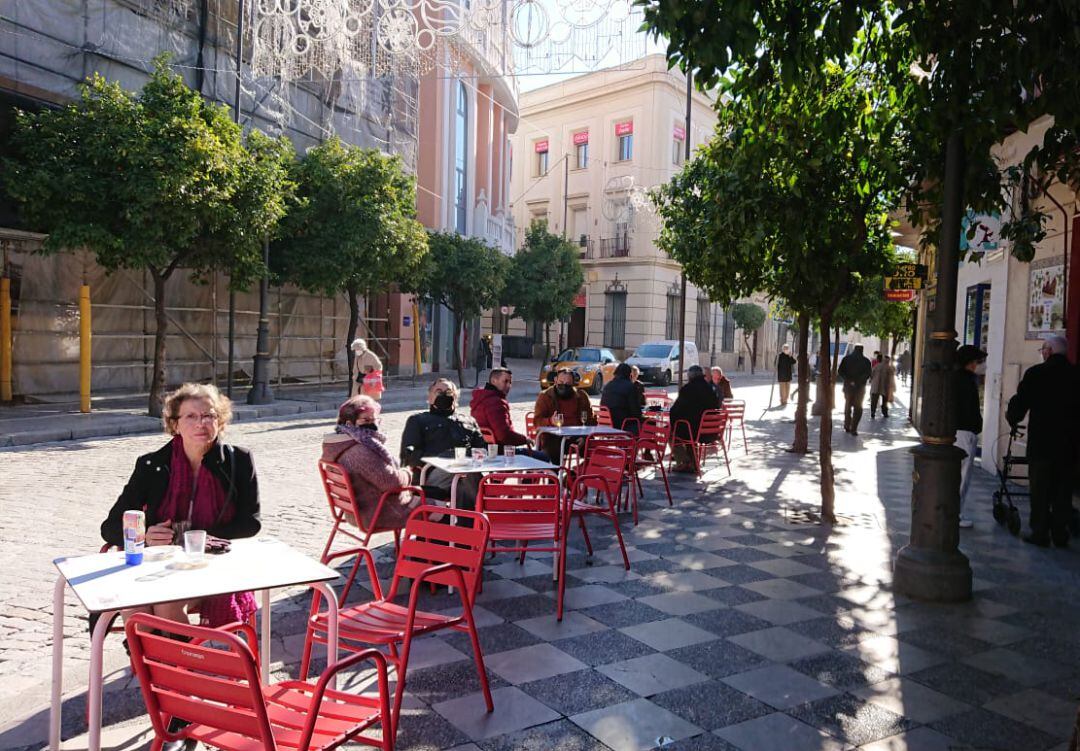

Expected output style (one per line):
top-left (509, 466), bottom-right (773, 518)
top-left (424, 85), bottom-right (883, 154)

top-left (504, 222), bottom-right (584, 327)
top-left (4, 56), bottom-right (290, 287)
top-left (730, 302), bottom-right (766, 333)
top-left (273, 137), bottom-right (428, 297)
top-left (639, 0), bottom-right (1080, 263)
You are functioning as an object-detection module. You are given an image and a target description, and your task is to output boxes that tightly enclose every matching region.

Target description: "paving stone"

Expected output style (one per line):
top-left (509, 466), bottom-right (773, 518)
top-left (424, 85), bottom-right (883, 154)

top-left (480, 593), bottom-right (565, 622)
top-left (638, 592), bottom-right (727, 617)
top-left (681, 609), bottom-right (772, 638)
top-left (962, 646), bottom-right (1075, 687)
top-left (786, 616), bottom-right (874, 648)
top-left (666, 640), bottom-right (769, 680)
top-left (571, 698), bottom-right (703, 751)
top-left (651, 680), bottom-right (773, 731)
top-left (732, 599), bottom-right (822, 626)
top-left (706, 565), bottom-right (775, 585)
top-left (700, 586), bottom-right (768, 607)
top-left (513, 611), bottom-right (608, 643)
top-left (897, 627), bottom-right (993, 658)
top-left (553, 628), bottom-right (657, 667)
top-left (787, 692), bottom-right (916, 746)
top-left (721, 664), bottom-right (839, 710)
top-left (445, 622), bottom-right (542, 657)
top-left (789, 650), bottom-right (894, 689)
top-left (433, 686), bottom-right (560, 742)
top-left (727, 626), bottom-right (831, 663)
top-left (598, 652), bottom-right (709, 696)
top-left (581, 600), bottom-right (670, 629)
top-left (929, 707), bottom-right (1059, 751)
top-left (856, 726), bottom-right (962, 751)
top-left (714, 712), bottom-right (848, 751)
top-left (404, 660), bottom-right (510, 706)
top-left (485, 643), bottom-right (587, 685)
top-left (851, 676), bottom-right (973, 724)
top-left (520, 669), bottom-right (638, 716)
top-left (983, 688), bottom-right (1079, 738)
top-left (907, 662), bottom-right (1026, 707)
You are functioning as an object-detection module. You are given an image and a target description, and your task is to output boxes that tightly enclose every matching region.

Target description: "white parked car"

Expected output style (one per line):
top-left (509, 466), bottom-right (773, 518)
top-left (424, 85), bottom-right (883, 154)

top-left (625, 340), bottom-right (699, 385)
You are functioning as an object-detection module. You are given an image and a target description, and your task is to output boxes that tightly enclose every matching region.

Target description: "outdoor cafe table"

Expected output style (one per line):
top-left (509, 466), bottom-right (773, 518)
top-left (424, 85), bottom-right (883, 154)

top-left (419, 453), bottom-right (560, 509)
top-left (50, 537), bottom-right (341, 751)
top-left (534, 425), bottom-right (629, 465)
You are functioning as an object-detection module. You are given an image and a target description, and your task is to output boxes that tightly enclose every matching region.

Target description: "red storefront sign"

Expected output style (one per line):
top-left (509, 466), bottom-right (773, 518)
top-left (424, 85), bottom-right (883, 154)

top-left (573, 292), bottom-right (586, 307)
top-left (673, 125), bottom-right (685, 140)
top-left (534, 139), bottom-right (549, 153)
top-left (884, 289), bottom-right (917, 302)
top-left (573, 131), bottom-right (589, 145)
top-left (615, 120), bottom-right (633, 136)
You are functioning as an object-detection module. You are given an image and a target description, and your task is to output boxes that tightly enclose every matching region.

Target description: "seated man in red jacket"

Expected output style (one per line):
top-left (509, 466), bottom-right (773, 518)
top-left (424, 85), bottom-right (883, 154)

top-left (470, 367), bottom-right (549, 460)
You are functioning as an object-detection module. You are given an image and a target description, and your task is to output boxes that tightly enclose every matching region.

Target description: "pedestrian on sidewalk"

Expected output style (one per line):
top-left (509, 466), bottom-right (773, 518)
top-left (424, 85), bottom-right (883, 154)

top-left (350, 338), bottom-right (384, 400)
top-left (776, 344), bottom-right (796, 406)
top-left (838, 343), bottom-right (872, 436)
top-left (101, 383), bottom-right (260, 629)
top-left (898, 350), bottom-right (912, 384)
top-left (1006, 334), bottom-right (1078, 548)
top-left (322, 394), bottom-right (420, 529)
top-left (954, 345), bottom-right (987, 529)
top-left (869, 352), bottom-right (896, 418)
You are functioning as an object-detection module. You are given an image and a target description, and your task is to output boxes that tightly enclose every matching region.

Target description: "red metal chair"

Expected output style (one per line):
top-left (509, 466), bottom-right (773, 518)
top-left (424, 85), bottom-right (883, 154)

top-left (125, 613), bottom-right (391, 751)
top-left (581, 433), bottom-right (639, 523)
top-left (301, 505), bottom-right (493, 738)
top-left (723, 399), bottom-right (748, 454)
top-left (477, 473), bottom-right (568, 619)
top-left (318, 460), bottom-right (423, 562)
top-left (643, 389), bottom-right (672, 406)
top-left (670, 409), bottom-right (731, 476)
top-left (567, 446), bottom-right (632, 569)
top-left (596, 406), bottom-right (613, 427)
top-left (524, 411), bottom-right (538, 441)
top-left (634, 418), bottom-right (673, 508)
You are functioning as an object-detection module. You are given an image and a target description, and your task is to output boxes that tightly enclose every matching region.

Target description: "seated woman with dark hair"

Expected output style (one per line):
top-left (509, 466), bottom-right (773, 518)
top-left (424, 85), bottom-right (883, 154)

top-left (322, 395), bottom-right (420, 531)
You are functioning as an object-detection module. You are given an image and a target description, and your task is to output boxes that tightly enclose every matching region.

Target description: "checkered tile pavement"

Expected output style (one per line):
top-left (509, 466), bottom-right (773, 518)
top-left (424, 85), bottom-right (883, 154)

top-left (304, 401), bottom-right (1080, 751)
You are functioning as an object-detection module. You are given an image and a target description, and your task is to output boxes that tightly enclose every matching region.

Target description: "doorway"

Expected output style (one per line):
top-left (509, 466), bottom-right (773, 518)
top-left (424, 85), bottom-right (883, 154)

top-left (568, 306), bottom-right (586, 348)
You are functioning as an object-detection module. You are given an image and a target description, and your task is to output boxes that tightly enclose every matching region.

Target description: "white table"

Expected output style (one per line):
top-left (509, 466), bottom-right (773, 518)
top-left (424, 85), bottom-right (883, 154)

top-left (50, 537), bottom-right (340, 751)
top-left (535, 425), bottom-right (629, 465)
top-left (420, 454), bottom-right (560, 508)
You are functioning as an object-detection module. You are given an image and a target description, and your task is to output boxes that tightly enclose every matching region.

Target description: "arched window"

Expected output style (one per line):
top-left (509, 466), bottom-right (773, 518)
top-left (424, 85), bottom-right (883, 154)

top-left (454, 82), bottom-right (469, 234)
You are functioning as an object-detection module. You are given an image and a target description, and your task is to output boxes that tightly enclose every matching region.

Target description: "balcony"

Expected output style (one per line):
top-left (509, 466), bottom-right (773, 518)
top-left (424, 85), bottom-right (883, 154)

top-left (599, 235), bottom-right (631, 258)
top-left (474, 191), bottom-right (515, 254)
top-left (578, 235), bottom-right (595, 259)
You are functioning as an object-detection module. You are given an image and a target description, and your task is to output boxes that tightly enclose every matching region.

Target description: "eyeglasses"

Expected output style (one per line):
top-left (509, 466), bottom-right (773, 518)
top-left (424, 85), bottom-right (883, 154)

top-left (179, 412), bottom-right (218, 425)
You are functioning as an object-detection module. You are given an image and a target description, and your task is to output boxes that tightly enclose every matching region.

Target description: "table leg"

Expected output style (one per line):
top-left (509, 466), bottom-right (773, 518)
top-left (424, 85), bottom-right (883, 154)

top-left (312, 582), bottom-right (338, 689)
top-left (448, 475), bottom-right (460, 594)
top-left (260, 589), bottom-right (271, 684)
top-left (87, 608), bottom-right (115, 751)
top-left (49, 577), bottom-right (64, 751)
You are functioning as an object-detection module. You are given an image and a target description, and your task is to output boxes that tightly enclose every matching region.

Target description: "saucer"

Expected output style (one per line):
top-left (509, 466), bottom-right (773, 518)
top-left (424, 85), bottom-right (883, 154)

top-left (167, 557), bottom-right (210, 570)
top-left (144, 546), bottom-right (180, 562)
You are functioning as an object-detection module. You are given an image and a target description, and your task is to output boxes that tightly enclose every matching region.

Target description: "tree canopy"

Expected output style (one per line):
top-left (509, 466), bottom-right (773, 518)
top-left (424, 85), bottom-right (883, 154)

top-left (3, 56), bottom-right (293, 415)
top-left (504, 222), bottom-right (584, 332)
top-left (418, 232), bottom-right (509, 385)
top-left (272, 137), bottom-right (428, 386)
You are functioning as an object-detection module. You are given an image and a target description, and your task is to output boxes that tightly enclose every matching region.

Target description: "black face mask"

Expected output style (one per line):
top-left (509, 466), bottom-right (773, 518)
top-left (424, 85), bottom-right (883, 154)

top-left (555, 384), bottom-right (575, 399)
top-left (357, 422), bottom-right (379, 431)
top-left (432, 393), bottom-right (455, 412)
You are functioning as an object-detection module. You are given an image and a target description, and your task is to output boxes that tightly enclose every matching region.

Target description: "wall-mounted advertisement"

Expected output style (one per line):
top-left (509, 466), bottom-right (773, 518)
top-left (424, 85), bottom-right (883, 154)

top-left (1026, 256), bottom-right (1066, 339)
top-left (960, 210), bottom-right (1001, 259)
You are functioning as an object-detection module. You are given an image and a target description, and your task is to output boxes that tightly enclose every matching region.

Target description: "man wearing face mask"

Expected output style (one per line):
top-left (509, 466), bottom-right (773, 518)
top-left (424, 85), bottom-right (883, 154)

top-left (401, 379), bottom-right (485, 507)
top-left (533, 368), bottom-right (596, 459)
top-left (954, 345), bottom-right (987, 529)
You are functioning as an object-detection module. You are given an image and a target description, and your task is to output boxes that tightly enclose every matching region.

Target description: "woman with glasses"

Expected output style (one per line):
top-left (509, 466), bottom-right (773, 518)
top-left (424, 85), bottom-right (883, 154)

top-left (100, 383), bottom-right (261, 628)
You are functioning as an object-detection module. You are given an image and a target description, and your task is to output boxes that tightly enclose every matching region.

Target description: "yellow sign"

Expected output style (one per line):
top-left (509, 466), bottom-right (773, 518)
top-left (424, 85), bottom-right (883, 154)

top-left (884, 276), bottom-right (924, 290)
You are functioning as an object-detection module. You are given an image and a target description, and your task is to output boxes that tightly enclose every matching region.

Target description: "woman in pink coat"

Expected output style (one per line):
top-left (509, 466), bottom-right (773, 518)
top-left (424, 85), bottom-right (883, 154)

top-left (321, 395), bottom-right (419, 531)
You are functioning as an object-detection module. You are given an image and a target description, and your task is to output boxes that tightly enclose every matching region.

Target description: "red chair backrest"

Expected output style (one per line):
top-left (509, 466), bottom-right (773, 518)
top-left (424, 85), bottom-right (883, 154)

top-left (525, 412), bottom-right (538, 440)
top-left (723, 400), bottom-right (745, 419)
top-left (125, 613), bottom-right (272, 748)
top-left (638, 418), bottom-right (669, 450)
top-left (698, 409), bottom-right (728, 440)
top-left (584, 432), bottom-right (635, 461)
top-left (318, 460), bottom-right (363, 521)
top-left (478, 473), bottom-right (561, 527)
top-left (596, 406), bottom-right (613, 427)
top-left (644, 389), bottom-right (671, 405)
top-left (389, 505), bottom-right (491, 605)
top-left (578, 445), bottom-right (628, 498)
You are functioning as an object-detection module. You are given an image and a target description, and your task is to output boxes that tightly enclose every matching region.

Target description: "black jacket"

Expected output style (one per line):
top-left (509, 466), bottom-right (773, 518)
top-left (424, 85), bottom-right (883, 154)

top-left (101, 441), bottom-right (260, 547)
top-left (400, 408), bottom-right (486, 467)
top-left (600, 376), bottom-right (643, 430)
top-left (838, 351), bottom-right (872, 388)
top-left (1006, 354), bottom-right (1078, 460)
top-left (776, 353), bottom-right (796, 382)
top-left (953, 369), bottom-right (982, 434)
top-left (670, 376), bottom-right (720, 440)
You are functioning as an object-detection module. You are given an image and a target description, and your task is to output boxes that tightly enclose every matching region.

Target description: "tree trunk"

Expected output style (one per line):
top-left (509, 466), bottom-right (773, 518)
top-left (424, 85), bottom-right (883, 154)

top-left (148, 272), bottom-right (169, 418)
top-left (454, 317), bottom-right (465, 387)
top-left (831, 325), bottom-right (840, 377)
top-left (818, 313), bottom-right (837, 523)
top-left (345, 285), bottom-right (360, 399)
top-left (743, 334), bottom-right (752, 372)
top-left (751, 329), bottom-right (759, 373)
top-left (791, 311), bottom-right (811, 453)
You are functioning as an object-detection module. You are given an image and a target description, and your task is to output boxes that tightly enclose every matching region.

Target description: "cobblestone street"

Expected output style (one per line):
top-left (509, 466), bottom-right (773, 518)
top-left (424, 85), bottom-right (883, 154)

top-left (3, 374), bottom-right (1079, 750)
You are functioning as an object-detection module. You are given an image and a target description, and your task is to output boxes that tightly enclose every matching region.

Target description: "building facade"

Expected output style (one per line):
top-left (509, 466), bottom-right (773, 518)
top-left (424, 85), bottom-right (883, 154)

top-left (507, 55), bottom-right (782, 373)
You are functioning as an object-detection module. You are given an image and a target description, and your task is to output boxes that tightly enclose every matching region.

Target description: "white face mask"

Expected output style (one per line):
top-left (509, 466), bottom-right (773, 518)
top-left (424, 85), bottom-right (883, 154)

top-left (974, 362), bottom-right (987, 376)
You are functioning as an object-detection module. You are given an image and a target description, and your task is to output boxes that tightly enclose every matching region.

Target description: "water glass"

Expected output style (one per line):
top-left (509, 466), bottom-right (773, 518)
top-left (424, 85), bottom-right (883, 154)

top-left (183, 529), bottom-right (207, 562)
top-left (552, 412), bottom-right (563, 427)
top-left (454, 446), bottom-right (467, 462)
top-left (581, 410), bottom-right (590, 426)
top-left (504, 445), bottom-right (515, 465)
top-left (487, 443), bottom-right (499, 460)
top-left (472, 448), bottom-right (486, 466)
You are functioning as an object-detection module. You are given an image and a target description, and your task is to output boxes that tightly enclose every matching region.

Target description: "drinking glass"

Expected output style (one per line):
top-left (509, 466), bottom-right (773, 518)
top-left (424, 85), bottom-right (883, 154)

top-left (581, 410), bottom-right (590, 426)
top-left (472, 448), bottom-right (486, 466)
top-left (183, 529), bottom-right (207, 563)
top-left (454, 446), bottom-right (467, 462)
top-left (552, 412), bottom-right (563, 427)
top-left (504, 445), bottom-right (516, 465)
top-left (487, 443), bottom-right (499, 461)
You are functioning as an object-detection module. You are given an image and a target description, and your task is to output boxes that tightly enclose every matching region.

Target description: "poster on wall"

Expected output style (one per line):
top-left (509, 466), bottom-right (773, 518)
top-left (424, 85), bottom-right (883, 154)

top-left (1026, 256), bottom-right (1066, 339)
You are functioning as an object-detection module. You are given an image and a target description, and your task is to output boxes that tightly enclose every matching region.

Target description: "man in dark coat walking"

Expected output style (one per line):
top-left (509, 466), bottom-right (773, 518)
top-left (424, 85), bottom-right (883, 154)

top-left (669, 365), bottom-right (721, 471)
top-left (776, 344), bottom-right (796, 406)
top-left (838, 343), bottom-right (872, 436)
top-left (1006, 334), bottom-right (1078, 547)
